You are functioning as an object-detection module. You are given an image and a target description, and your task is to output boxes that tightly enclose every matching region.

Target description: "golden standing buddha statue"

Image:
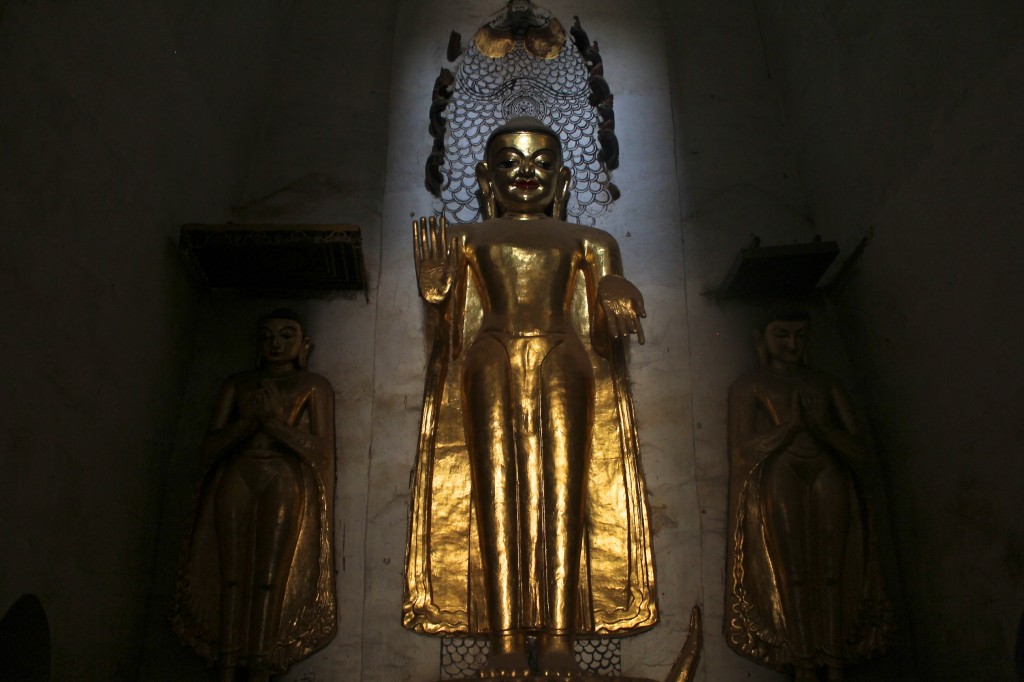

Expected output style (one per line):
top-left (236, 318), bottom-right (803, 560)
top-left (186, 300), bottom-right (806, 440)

top-left (403, 118), bottom-right (658, 678)
top-left (173, 311), bottom-right (337, 681)
top-left (726, 311), bottom-right (892, 681)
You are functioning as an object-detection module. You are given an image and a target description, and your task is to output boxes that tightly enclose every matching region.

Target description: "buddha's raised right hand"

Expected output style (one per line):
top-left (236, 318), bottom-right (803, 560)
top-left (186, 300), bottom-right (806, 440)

top-left (413, 215), bottom-right (457, 303)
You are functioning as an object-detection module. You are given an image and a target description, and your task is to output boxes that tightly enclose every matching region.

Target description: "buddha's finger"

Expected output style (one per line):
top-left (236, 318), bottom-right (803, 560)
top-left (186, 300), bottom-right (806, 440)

top-left (417, 217), bottom-right (427, 258)
top-left (620, 310), bottom-right (636, 335)
top-left (429, 216), bottom-right (441, 259)
top-left (634, 317), bottom-right (646, 345)
top-left (605, 302), bottom-right (623, 339)
top-left (421, 217), bottom-right (432, 260)
top-left (415, 217), bottom-right (430, 263)
top-left (430, 216), bottom-right (442, 258)
top-left (412, 220), bottom-right (422, 266)
top-left (624, 311), bottom-right (644, 344)
top-left (425, 216), bottom-right (435, 259)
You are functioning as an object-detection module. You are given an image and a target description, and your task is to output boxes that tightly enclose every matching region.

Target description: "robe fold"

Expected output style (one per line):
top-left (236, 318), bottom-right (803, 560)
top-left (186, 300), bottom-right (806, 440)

top-left (403, 272), bottom-right (657, 637)
top-left (172, 395), bottom-right (336, 672)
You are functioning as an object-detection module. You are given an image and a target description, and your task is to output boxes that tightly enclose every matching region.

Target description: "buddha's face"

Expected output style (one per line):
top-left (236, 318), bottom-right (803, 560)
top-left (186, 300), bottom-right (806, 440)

top-left (258, 318), bottom-right (305, 366)
top-left (486, 131), bottom-right (563, 216)
top-left (762, 320), bottom-right (808, 368)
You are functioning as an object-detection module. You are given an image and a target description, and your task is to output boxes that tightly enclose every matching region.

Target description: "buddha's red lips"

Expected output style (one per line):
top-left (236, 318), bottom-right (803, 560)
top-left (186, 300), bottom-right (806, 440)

top-left (515, 179), bottom-right (539, 190)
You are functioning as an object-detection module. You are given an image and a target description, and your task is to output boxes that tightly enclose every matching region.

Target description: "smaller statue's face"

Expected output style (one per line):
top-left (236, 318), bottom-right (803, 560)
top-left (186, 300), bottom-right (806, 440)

top-left (763, 320), bottom-right (809, 367)
top-left (258, 318), bottom-right (305, 366)
top-left (486, 131), bottom-right (562, 216)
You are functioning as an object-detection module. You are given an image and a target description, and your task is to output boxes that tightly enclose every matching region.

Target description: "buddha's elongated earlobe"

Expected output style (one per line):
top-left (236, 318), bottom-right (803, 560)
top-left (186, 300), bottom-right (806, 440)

top-left (754, 330), bottom-right (768, 367)
top-left (476, 161), bottom-right (498, 219)
top-left (553, 166), bottom-right (570, 220)
top-left (298, 337), bottom-right (312, 369)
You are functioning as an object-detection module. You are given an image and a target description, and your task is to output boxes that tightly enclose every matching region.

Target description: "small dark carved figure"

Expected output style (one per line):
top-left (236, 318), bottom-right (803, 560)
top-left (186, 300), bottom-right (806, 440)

top-left (173, 310), bottom-right (337, 681)
top-left (597, 128), bottom-right (619, 170)
top-left (447, 30), bottom-right (464, 62)
top-left (584, 40), bottom-right (603, 76)
top-left (726, 310), bottom-right (892, 681)
top-left (426, 68), bottom-right (456, 196)
top-left (570, 15), bottom-right (590, 55)
top-left (588, 75), bottom-right (611, 107)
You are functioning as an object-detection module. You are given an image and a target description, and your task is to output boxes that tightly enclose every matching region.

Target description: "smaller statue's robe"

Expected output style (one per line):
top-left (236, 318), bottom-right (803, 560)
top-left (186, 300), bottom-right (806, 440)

top-left (725, 371), bottom-right (893, 671)
top-left (172, 376), bottom-right (336, 672)
top-left (403, 270), bottom-right (657, 637)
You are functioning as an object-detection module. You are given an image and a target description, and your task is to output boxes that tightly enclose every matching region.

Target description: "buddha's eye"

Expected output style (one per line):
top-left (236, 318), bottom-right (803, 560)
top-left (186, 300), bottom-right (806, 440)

top-left (497, 156), bottom-right (519, 169)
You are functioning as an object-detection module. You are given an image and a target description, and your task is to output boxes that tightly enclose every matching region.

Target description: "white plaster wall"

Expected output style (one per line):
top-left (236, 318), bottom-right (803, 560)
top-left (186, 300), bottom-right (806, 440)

top-left (0, 0), bottom-right (286, 678)
top-left (659, 2), bottom-right (907, 680)
top-left (755, 2), bottom-right (1024, 679)
top-left (139, 1), bottom-right (399, 680)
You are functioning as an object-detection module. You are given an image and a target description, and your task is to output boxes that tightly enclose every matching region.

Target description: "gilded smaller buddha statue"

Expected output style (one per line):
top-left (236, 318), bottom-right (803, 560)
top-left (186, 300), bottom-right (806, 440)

top-left (725, 310), bottom-right (893, 681)
top-left (173, 310), bottom-right (337, 681)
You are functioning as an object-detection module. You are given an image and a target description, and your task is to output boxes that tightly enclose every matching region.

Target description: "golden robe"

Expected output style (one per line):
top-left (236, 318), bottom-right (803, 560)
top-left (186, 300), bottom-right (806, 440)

top-left (172, 385), bottom-right (337, 672)
top-left (403, 272), bottom-right (657, 636)
top-left (725, 370), bottom-right (893, 670)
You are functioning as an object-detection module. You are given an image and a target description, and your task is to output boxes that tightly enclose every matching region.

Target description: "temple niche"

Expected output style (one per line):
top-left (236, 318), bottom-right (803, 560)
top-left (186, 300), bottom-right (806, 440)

top-left (2, 1), bottom-right (1022, 682)
top-left (405, 6), bottom-right (683, 680)
top-left (392, 4), bottom-right (702, 680)
top-left (173, 311), bottom-right (338, 681)
top-left (725, 310), bottom-right (894, 681)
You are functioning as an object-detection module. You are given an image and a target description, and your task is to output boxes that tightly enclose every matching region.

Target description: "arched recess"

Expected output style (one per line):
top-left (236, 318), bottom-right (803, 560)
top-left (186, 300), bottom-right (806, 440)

top-left (0, 594), bottom-right (52, 682)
